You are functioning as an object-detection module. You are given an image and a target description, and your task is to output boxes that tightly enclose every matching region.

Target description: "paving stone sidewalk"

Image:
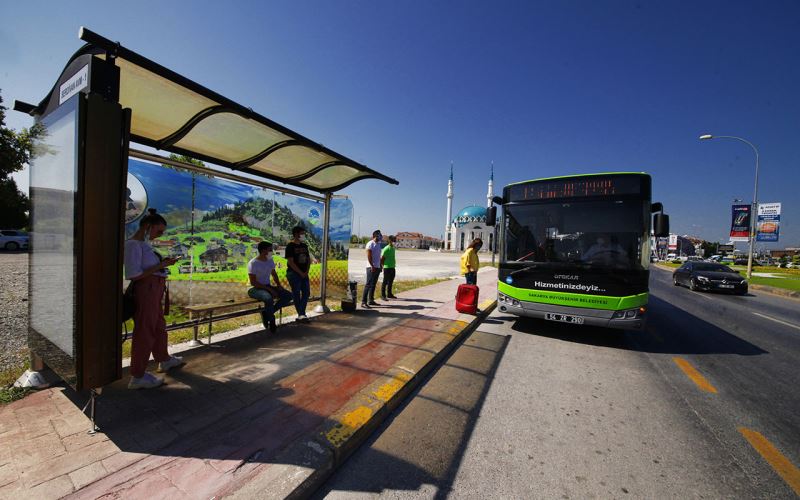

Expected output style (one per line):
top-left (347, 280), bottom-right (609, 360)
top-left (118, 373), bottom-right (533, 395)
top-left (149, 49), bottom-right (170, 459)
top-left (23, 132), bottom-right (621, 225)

top-left (0, 268), bottom-right (497, 499)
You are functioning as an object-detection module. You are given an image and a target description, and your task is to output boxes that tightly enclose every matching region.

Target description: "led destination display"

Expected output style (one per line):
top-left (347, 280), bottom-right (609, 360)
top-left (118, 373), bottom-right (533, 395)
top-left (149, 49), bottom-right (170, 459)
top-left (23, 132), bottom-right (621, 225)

top-left (507, 175), bottom-right (647, 202)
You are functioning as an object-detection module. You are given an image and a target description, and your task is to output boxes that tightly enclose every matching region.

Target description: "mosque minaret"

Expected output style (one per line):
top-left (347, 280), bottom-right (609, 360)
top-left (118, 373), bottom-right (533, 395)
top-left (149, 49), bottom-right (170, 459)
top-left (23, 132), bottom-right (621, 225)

top-left (444, 164), bottom-right (495, 252)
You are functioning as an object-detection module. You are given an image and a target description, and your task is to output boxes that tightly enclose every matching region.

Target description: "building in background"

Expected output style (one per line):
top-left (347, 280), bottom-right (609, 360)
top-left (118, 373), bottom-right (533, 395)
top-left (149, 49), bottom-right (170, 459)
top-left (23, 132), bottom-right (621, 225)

top-left (394, 232), bottom-right (442, 250)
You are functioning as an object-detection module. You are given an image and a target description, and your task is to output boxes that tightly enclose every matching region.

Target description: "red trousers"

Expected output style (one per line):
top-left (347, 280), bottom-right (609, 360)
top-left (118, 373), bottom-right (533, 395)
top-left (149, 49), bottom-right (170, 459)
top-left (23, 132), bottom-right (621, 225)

top-left (131, 275), bottom-right (170, 378)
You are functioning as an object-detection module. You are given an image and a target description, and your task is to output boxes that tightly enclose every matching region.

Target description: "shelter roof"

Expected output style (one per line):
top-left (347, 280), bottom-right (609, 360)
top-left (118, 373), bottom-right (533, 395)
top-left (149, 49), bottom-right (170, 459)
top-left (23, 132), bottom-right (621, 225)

top-left (20, 28), bottom-right (399, 194)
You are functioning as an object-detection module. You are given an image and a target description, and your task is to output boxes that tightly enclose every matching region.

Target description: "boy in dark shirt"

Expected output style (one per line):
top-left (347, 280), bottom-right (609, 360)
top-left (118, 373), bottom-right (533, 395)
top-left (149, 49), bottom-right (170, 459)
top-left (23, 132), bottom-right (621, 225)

top-left (285, 226), bottom-right (311, 322)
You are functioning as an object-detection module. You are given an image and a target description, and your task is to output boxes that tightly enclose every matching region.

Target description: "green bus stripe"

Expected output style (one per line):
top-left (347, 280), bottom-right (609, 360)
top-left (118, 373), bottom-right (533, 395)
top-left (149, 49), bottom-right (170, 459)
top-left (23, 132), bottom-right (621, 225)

top-left (498, 281), bottom-right (649, 310)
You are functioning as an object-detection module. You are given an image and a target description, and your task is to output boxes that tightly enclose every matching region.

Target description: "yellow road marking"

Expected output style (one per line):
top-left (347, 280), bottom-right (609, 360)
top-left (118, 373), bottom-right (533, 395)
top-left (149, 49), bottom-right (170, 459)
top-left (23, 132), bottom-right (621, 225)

top-left (672, 357), bottom-right (718, 393)
top-left (325, 405), bottom-right (373, 447)
top-left (739, 427), bottom-right (800, 495)
top-left (373, 372), bottom-right (411, 402)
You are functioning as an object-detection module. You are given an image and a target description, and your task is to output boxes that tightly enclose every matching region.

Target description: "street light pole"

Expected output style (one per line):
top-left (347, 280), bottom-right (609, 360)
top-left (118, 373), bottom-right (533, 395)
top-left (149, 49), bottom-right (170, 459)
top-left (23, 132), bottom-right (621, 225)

top-left (699, 134), bottom-right (760, 279)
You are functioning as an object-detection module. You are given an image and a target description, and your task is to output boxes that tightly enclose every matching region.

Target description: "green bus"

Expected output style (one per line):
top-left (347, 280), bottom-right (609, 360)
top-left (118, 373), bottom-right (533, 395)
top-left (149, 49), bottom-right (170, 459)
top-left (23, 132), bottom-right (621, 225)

top-left (492, 172), bottom-right (669, 330)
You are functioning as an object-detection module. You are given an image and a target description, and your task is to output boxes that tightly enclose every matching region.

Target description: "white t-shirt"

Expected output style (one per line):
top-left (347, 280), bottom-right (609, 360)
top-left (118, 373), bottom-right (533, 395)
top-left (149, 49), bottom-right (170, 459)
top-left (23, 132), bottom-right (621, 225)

top-left (125, 239), bottom-right (165, 279)
top-left (248, 257), bottom-right (276, 286)
top-left (366, 240), bottom-right (382, 268)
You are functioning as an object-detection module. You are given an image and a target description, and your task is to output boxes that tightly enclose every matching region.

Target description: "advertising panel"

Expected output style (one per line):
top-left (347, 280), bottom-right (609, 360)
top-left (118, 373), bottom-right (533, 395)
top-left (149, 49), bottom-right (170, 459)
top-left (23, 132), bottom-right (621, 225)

top-left (668, 234), bottom-right (678, 250)
top-left (125, 158), bottom-right (353, 314)
top-left (730, 204), bottom-right (751, 242)
top-left (756, 202), bottom-right (781, 242)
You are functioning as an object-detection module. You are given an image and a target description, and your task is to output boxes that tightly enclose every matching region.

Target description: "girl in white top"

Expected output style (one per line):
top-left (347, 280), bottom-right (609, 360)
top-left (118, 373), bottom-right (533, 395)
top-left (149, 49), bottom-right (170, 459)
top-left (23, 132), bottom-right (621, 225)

top-left (124, 208), bottom-right (184, 389)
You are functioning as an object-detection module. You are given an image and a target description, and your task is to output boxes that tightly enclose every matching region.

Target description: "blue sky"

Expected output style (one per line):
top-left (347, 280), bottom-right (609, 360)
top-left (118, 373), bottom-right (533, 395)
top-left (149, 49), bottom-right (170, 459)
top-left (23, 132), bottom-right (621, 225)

top-left (2, 1), bottom-right (798, 247)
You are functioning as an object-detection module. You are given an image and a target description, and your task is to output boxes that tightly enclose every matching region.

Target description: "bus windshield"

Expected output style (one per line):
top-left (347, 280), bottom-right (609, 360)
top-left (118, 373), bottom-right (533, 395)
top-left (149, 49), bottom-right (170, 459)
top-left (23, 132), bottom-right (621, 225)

top-left (503, 200), bottom-right (646, 270)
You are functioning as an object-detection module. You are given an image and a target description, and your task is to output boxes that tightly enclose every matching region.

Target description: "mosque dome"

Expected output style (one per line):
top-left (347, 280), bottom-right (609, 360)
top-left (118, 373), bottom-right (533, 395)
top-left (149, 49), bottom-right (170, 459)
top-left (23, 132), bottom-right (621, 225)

top-left (453, 205), bottom-right (487, 227)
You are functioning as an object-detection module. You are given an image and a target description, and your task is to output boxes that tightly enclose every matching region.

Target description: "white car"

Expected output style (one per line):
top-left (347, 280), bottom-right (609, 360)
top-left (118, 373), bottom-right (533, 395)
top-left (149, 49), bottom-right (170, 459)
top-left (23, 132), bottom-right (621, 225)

top-left (0, 230), bottom-right (29, 251)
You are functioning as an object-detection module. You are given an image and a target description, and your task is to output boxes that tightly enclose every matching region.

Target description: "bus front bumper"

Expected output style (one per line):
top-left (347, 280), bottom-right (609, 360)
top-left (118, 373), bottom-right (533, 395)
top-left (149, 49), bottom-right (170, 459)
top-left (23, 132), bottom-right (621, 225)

top-left (496, 296), bottom-right (645, 331)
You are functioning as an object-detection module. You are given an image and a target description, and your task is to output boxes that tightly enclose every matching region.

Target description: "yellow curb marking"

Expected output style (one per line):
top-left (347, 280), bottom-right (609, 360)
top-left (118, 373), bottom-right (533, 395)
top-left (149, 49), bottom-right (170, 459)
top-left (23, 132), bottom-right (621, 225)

top-left (325, 405), bottom-right (373, 448)
top-left (373, 372), bottom-right (412, 402)
top-left (739, 427), bottom-right (800, 495)
top-left (479, 299), bottom-right (495, 310)
top-left (672, 357), bottom-right (718, 394)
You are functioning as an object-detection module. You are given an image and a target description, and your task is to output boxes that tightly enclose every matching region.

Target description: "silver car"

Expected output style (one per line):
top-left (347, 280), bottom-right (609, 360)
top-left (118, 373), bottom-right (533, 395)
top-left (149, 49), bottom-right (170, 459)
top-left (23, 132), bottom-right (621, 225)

top-left (0, 230), bottom-right (30, 251)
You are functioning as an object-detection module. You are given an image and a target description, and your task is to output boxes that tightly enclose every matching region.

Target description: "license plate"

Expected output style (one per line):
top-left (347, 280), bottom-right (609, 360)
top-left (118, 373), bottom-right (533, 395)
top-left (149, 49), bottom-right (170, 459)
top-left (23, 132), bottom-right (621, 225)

top-left (718, 284), bottom-right (734, 289)
top-left (545, 313), bottom-right (584, 324)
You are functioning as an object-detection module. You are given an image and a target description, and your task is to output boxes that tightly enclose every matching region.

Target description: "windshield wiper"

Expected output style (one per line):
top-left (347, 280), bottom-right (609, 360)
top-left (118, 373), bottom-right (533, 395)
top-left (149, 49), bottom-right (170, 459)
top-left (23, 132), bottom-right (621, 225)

top-left (510, 265), bottom-right (539, 276)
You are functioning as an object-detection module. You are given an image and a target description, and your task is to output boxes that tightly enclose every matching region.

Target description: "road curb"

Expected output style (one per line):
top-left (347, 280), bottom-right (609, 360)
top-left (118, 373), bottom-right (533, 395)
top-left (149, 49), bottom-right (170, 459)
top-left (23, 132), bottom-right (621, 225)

top-left (749, 284), bottom-right (800, 301)
top-left (225, 299), bottom-right (497, 499)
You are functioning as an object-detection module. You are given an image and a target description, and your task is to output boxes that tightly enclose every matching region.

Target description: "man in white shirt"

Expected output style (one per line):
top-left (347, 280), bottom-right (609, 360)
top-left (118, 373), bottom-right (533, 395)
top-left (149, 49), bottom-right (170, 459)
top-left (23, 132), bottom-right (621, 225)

top-left (361, 230), bottom-right (383, 308)
top-left (248, 242), bottom-right (292, 332)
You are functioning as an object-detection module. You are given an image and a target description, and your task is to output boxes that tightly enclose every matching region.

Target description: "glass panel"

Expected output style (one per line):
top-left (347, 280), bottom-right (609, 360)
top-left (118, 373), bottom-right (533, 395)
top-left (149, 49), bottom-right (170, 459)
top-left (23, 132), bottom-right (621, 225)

top-left (302, 165), bottom-right (364, 189)
top-left (115, 58), bottom-right (219, 140)
top-left (249, 145), bottom-right (335, 178)
top-left (503, 200), bottom-right (646, 270)
top-left (125, 159), bottom-right (342, 328)
top-left (173, 113), bottom-right (291, 163)
top-left (325, 198), bottom-right (353, 299)
top-left (29, 96), bottom-right (79, 357)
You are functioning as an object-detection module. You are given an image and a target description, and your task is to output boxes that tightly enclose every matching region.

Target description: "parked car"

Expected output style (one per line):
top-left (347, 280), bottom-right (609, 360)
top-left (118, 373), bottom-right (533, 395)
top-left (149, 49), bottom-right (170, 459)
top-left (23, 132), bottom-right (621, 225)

top-left (673, 262), bottom-right (748, 295)
top-left (0, 230), bottom-right (29, 251)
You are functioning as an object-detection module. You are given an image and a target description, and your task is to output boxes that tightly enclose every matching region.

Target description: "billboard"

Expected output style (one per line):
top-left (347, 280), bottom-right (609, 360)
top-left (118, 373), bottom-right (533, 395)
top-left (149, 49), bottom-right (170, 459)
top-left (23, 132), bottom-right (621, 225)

top-left (668, 234), bottom-right (678, 250)
top-left (756, 202), bottom-right (781, 242)
top-left (125, 158), bottom-right (353, 311)
top-left (730, 204), bottom-right (751, 242)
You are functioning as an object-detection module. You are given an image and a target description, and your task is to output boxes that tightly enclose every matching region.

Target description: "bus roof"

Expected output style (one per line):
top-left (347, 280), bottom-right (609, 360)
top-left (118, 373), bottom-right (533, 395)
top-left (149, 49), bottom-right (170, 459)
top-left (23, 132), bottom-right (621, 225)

top-left (506, 172), bottom-right (649, 187)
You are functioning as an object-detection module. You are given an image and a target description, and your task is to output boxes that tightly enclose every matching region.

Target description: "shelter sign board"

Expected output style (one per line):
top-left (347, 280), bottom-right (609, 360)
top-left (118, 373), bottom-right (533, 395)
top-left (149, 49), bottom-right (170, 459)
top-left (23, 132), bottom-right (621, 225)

top-left (756, 202), bottom-right (781, 242)
top-left (730, 204), bottom-right (751, 242)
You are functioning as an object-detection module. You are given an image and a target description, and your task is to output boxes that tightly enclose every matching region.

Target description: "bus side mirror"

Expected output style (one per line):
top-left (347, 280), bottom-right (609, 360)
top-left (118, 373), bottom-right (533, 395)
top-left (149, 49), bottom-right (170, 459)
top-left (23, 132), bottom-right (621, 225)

top-left (492, 196), bottom-right (504, 205)
top-left (654, 214), bottom-right (669, 237)
top-left (486, 206), bottom-right (497, 226)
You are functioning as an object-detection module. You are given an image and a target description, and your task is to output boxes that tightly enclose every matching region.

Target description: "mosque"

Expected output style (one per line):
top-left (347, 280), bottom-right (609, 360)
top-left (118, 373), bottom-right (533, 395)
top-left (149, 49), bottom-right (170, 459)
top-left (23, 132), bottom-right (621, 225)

top-left (444, 164), bottom-right (495, 252)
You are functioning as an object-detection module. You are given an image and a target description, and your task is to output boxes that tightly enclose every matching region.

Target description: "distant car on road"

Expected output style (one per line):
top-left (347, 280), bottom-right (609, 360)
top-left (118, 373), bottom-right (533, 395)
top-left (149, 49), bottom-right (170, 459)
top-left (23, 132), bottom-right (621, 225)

top-left (0, 230), bottom-right (29, 251)
top-left (673, 262), bottom-right (748, 295)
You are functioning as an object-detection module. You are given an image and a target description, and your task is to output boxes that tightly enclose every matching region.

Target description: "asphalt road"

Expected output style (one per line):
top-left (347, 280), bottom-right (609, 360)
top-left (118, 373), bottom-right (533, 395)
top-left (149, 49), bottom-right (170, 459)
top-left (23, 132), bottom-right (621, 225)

top-left (317, 266), bottom-right (800, 498)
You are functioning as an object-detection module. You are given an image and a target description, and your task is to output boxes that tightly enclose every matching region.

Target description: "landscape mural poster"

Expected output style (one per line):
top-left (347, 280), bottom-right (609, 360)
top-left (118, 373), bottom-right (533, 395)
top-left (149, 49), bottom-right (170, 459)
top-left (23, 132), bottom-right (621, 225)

top-left (756, 202), bottom-right (781, 242)
top-left (729, 204), bottom-right (751, 242)
top-left (124, 158), bottom-right (353, 304)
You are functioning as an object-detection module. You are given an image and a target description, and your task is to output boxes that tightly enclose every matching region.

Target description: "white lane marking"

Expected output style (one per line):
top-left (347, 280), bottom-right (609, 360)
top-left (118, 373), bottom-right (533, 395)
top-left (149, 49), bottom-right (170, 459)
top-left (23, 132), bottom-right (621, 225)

top-left (752, 312), bottom-right (800, 331)
top-left (696, 293), bottom-right (714, 300)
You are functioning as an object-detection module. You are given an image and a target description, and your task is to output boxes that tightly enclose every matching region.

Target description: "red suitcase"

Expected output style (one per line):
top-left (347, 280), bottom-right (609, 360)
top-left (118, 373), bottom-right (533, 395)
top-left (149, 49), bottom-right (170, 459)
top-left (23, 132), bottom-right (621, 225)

top-left (456, 284), bottom-right (479, 314)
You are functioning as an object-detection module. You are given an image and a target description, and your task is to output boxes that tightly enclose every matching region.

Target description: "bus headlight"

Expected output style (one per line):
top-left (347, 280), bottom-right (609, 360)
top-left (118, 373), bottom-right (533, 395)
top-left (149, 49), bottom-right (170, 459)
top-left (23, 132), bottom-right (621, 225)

top-left (613, 307), bottom-right (646, 320)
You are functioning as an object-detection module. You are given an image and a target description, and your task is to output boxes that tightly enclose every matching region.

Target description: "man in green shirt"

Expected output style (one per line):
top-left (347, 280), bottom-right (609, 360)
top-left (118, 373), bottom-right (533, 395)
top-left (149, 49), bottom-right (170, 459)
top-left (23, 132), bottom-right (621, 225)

top-left (381, 235), bottom-right (397, 300)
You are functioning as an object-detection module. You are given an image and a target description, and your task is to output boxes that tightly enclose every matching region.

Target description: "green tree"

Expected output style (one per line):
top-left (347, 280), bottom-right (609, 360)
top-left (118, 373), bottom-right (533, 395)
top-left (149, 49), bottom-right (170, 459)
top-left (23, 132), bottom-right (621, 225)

top-left (700, 240), bottom-right (719, 258)
top-left (0, 91), bottom-right (42, 228)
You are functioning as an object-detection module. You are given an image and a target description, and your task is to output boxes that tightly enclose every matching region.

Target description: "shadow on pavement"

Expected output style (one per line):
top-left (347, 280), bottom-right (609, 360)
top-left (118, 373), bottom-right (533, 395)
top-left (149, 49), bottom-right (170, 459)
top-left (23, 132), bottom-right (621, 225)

top-left (314, 329), bottom-right (510, 498)
top-left (44, 305), bottom-right (486, 497)
top-left (508, 294), bottom-right (767, 356)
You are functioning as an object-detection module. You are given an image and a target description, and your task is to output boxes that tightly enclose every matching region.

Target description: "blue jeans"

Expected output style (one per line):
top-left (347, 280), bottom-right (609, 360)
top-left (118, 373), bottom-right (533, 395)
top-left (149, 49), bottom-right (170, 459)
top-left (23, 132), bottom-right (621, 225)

top-left (286, 270), bottom-right (310, 316)
top-left (248, 287), bottom-right (293, 327)
top-left (362, 267), bottom-right (382, 303)
top-left (465, 272), bottom-right (477, 285)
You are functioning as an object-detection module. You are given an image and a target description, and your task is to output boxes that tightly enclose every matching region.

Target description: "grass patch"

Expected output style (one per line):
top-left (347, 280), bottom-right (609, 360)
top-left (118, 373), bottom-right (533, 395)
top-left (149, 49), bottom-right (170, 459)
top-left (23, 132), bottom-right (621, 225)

top-left (748, 276), bottom-right (800, 292)
top-left (0, 364), bottom-right (30, 405)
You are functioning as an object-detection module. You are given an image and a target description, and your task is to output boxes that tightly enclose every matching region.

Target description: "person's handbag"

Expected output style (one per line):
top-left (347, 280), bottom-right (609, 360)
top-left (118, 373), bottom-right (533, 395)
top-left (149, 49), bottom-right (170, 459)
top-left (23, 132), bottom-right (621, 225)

top-left (122, 282), bottom-right (136, 322)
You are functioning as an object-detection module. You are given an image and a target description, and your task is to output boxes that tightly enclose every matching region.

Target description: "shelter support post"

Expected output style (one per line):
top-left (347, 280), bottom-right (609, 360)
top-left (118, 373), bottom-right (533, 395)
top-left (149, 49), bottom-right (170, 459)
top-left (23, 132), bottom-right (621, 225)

top-left (314, 192), bottom-right (332, 313)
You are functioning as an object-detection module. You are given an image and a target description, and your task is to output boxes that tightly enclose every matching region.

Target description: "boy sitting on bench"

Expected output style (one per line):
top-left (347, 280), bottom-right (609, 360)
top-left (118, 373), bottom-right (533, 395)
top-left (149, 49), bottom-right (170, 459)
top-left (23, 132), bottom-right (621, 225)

top-left (248, 241), bottom-right (292, 333)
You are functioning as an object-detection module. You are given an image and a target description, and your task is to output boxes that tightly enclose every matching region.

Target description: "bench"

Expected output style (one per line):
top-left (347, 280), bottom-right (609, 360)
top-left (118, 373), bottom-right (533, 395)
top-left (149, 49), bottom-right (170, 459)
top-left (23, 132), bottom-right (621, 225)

top-left (181, 297), bottom-right (294, 345)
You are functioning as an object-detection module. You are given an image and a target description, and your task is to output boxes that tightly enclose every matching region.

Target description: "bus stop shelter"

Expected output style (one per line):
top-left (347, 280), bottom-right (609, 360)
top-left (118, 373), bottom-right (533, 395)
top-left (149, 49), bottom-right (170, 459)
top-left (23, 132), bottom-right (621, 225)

top-left (14, 27), bottom-right (398, 394)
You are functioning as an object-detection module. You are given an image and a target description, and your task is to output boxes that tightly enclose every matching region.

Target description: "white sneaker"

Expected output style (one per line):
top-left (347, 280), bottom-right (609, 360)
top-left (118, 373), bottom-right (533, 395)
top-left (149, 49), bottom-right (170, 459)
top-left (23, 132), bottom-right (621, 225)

top-left (296, 315), bottom-right (310, 323)
top-left (128, 372), bottom-right (164, 390)
top-left (157, 356), bottom-right (186, 372)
